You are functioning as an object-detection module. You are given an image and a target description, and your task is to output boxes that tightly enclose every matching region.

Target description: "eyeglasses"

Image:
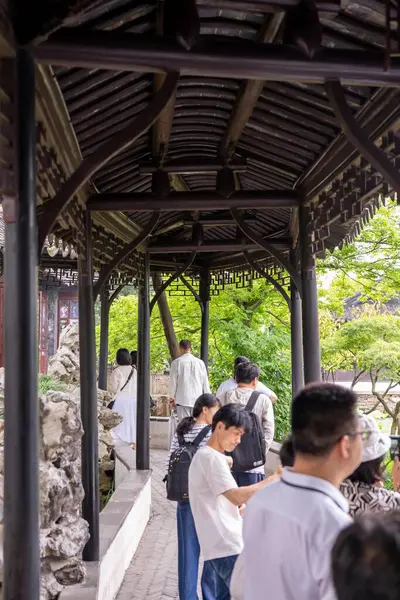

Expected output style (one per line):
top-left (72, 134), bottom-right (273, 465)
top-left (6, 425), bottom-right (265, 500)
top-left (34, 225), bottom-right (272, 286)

top-left (346, 429), bottom-right (373, 442)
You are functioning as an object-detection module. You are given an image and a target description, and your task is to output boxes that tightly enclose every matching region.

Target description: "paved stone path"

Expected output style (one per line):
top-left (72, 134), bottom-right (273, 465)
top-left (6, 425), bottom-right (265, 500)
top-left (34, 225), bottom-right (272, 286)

top-left (117, 449), bottom-right (180, 600)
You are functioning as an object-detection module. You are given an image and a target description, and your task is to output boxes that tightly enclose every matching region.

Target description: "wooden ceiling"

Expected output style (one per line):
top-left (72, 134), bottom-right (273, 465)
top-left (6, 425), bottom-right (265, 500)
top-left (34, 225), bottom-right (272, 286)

top-left (9, 0), bottom-right (400, 274)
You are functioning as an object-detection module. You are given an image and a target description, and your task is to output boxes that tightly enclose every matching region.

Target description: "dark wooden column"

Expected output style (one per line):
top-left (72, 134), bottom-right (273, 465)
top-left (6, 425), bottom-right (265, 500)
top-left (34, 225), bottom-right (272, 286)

top-left (199, 269), bottom-right (210, 369)
top-left (3, 49), bottom-right (40, 600)
top-left (290, 282), bottom-right (304, 396)
top-left (137, 252), bottom-right (150, 470)
top-left (299, 207), bottom-right (321, 384)
top-left (98, 286), bottom-right (110, 390)
top-left (78, 211), bottom-right (99, 561)
top-left (289, 250), bottom-right (304, 396)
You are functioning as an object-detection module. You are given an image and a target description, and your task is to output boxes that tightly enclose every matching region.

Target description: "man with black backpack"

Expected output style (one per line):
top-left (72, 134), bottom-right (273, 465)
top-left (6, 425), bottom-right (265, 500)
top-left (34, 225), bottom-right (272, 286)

top-left (219, 361), bottom-right (275, 486)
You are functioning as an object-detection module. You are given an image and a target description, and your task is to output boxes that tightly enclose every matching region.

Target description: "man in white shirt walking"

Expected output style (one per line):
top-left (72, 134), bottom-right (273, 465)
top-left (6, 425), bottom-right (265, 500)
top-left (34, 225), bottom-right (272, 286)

top-left (168, 339), bottom-right (210, 422)
top-left (189, 404), bottom-right (271, 599)
top-left (219, 361), bottom-right (275, 486)
top-left (237, 383), bottom-right (365, 600)
top-left (216, 356), bottom-right (277, 402)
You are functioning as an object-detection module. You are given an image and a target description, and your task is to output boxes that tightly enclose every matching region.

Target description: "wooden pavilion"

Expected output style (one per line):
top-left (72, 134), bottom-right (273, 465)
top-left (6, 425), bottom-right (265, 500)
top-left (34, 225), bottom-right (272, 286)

top-left (1, 0), bottom-right (400, 597)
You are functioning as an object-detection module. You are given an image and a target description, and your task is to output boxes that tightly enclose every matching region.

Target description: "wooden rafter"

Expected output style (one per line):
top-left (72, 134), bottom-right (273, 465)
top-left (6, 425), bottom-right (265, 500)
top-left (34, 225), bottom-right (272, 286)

top-left (11, 0), bottom-right (104, 44)
top-left (220, 13), bottom-right (285, 161)
top-left (38, 71), bottom-right (179, 250)
top-left (152, 1), bottom-right (187, 192)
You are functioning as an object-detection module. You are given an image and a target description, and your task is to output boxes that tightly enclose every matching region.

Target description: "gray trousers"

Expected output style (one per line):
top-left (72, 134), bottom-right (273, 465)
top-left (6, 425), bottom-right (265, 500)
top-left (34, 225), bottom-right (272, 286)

top-left (176, 404), bottom-right (193, 421)
top-left (168, 405), bottom-right (193, 448)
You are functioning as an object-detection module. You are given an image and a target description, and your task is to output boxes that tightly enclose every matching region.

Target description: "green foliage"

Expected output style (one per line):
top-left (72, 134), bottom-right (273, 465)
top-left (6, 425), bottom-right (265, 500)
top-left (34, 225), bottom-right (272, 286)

top-left (38, 375), bottom-right (68, 394)
top-left (384, 458), bottom-right (395, 491)
top-left (321, 313), bottom-right (400, 376)
top-left (318, 199), bottom-right (400, 305)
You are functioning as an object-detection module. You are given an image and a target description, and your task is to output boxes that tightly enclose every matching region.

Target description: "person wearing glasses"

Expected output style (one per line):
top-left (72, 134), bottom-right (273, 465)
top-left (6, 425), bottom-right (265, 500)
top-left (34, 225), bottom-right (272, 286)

top-left (237, 383), bottom-right (364, 600)
top-left (340, 414), bottom-right (400, 517)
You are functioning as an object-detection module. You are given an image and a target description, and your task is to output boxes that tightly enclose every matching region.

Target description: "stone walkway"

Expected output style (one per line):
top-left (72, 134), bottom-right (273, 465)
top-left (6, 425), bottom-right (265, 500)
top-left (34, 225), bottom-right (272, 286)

top-left (117, 449), bottom-right (180, 600)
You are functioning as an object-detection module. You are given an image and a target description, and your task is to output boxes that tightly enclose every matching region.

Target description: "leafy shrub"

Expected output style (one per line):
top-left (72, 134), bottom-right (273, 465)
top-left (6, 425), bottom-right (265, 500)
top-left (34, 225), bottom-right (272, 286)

top-left (38, 375), bottom-right (68, 395)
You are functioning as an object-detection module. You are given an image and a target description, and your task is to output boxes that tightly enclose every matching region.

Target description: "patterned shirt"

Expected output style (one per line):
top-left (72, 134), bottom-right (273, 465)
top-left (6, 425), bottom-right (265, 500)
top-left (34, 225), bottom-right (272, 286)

top-left (340, 479), bottom-right (400, 518)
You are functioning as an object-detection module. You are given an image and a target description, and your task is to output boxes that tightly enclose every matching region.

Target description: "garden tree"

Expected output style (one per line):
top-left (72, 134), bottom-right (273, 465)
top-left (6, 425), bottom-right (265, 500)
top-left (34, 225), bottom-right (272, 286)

top-left (318, 199), bottom-right (400, 311)
top-left (152, 273), bottom-right (179, 359)
top-left (321, 313), bottom-right (400, 432)
top-left (359, 340), bottom-right (400, 433)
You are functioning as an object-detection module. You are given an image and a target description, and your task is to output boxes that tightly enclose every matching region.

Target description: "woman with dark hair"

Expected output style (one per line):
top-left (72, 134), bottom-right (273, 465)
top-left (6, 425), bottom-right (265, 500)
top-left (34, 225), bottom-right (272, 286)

top-left (340, 414), bottom-right (400, 517)
top-left (166, 393), bottom-right (220, 600)
top-left (130, 350), bottom-right (137, 368)
top-left (110, 348), bottom-right (137, 447)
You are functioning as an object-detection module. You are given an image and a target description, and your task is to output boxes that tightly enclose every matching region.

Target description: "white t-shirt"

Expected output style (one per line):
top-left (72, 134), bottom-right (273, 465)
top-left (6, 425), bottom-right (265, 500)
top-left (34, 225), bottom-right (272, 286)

top-left (216, 377), bottom-right (274, 399)
top-left (189, 446), bottom-right (243, 561)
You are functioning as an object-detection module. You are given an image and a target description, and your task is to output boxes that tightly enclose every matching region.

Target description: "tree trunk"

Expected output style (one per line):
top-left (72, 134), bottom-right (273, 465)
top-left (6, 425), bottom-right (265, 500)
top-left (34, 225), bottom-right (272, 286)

top-left (392, 401), bottom-right (400, 435)
top-left (152, 273), bottom-right (179, 360)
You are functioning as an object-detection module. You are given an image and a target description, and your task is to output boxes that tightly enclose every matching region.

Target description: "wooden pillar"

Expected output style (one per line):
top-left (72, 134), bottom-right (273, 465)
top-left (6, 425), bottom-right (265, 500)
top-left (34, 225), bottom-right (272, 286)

top-left (200, 269), bottom-right (210, 369)
top-left (299, 207), bottom-right (321, 384)
top-left (3, 50), bottom-right (40, 600)
top-left (78, 211), bottom-right (99, 561)
top-left (98, 286), bottom-right (110, 390)
top-left (137, 252), bottom-right (150, 470)
top-left (290, 282), bottom-right (304, 396)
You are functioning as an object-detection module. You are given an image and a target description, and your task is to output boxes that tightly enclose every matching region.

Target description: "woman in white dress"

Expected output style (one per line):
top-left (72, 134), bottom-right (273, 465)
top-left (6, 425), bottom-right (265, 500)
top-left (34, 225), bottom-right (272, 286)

top-left (110, 348), bottom-right (137, 447)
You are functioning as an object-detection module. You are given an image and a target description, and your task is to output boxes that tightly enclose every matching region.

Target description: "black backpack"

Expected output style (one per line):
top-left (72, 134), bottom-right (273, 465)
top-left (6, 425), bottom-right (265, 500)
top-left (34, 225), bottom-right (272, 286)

top-left (166, 425), bottom-right (211, 502)
top-left (229, 391), bottom-right (266, 472)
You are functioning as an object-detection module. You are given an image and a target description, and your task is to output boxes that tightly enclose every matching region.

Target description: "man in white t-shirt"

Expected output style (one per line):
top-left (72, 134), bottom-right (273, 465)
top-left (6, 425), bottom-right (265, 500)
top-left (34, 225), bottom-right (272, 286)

top-left (169, 339), bottom-right (210, 421)
top-left (216, 356), bottom-right (277, 403)
top-left (189, 403), bottom-right (270, 598)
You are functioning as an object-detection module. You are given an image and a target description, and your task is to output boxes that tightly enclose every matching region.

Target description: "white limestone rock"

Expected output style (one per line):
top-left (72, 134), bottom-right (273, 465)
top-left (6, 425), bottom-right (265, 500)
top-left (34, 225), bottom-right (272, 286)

top-left (39, 390), bottom-right (88, 598)
top-left (47, 324), bottom-right (80, 384)
top-left (41, 514), bottom-right (89, 560)
top-left (98, 408), bottom-right (122, 431)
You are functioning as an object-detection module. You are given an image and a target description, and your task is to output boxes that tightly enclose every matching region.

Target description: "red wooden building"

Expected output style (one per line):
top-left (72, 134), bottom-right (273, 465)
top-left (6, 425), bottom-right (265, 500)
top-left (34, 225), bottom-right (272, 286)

top-left (0, 207), bottom-right (78, 372)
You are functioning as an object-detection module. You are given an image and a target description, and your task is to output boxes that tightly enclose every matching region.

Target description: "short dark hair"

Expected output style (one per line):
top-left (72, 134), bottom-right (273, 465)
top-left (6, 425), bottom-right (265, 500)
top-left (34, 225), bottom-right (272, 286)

top-left (292, 383), bottom-right (358, 456)
top-left (332, 511), bottom-right (400, 600)
top-left (280, 436), bottom-right (295, 468)
top-left (348, 455), bottom-right (385, 486)
top-left (116, 348), bottom-right (132, 366)
top-left (234, 356), bottom-right (249, 370)
top-left (179, 339), bottom-right (192, 351)
top-left (130, 350), bottom-right (138, 367)
top-left (235, 361), bottom-right (260, 384)
top-left (212, 403), bottom-right (252, 434)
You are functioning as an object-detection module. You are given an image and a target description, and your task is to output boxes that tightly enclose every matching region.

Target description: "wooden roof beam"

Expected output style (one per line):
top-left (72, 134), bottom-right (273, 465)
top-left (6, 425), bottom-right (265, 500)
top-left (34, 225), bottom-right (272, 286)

top-left (195, 1), bottom-right (340, 11)
top-left (87, 190), bottom-right (301, 212)
top-left (149, 239), bottom-right (291, 253)
top-left (140, 158), bottom-right (247, 174)
top-left (33, 32), bottom-right (400, 87)
top-left (153, 1), bottom-right (187, 192)
top-left (220, 13), bottom-right (284, 161)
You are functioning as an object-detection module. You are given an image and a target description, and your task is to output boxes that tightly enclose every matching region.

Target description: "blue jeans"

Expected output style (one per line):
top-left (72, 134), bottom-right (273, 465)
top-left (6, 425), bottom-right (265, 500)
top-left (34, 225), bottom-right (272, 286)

top-left (232, 472), bottom-right (264, 487)
top-left (204, 555), bottom-right (239, 600)
top-left (177, 501), bottom-right (216, 600)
